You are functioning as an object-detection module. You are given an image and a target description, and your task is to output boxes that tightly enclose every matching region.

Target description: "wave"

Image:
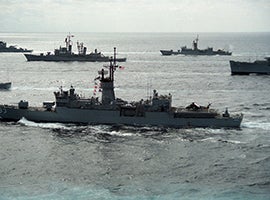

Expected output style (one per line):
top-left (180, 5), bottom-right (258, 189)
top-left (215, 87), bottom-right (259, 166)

top-left (200, 137), bottom-right (243, 144)
top-left (18, 117), bottom-right (71, 130)
top-left (249, 156), bottom-right (270, 165)
top-left (242, 121), bottom-right (270, 130)
top-left (248, 180), bottom-right (270, 187)
top-left (200, 137), bottom-right (216, 142)
top-left (16, 119), bottom-right (163, 138)
top-left (17, 119), bottom-right (138, 142)
top-left (107, 131), bottom-right (134, 137)
top-left (253, 103), bottom-right (270, 107)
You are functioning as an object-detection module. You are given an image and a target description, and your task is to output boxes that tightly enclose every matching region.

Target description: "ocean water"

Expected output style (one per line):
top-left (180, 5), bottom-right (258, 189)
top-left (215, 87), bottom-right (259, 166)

top-left (0, 32), bottom-right (270, 200)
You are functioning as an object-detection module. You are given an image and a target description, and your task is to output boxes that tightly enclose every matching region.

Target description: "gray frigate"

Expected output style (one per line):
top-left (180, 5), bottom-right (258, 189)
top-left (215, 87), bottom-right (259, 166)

top-left (0, 49), bottom-right (242, 128)
top-left (160, 35), bottom-right (232, 56)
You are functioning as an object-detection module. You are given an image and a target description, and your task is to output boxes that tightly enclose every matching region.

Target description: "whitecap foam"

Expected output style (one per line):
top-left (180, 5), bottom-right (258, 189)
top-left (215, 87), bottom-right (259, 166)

top-left (226, 140), bottom-right (243, 144)
top-left (18, 117), bottom-right (71, 130)
top-left (108, 131), bottom-right (134, 137)
top-left (242, 121), bottom-right (270, 130)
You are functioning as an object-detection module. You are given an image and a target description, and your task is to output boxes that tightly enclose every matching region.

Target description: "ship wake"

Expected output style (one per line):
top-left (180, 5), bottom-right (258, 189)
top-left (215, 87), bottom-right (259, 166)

top-left (242, 121), bottom-right (270, 130)
top-left (17, 117), bottom-right (72, 130)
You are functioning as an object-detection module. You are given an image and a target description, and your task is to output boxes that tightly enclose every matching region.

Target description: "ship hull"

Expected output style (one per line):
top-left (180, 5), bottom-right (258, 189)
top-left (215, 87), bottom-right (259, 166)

top-left (160, 50), bottom-right (231, 56)
top-left (24, 54), bottom-right (126, 62)
top-left (0, 106), bottom-right (243, 128)
top-left (160, 50), bottom-right (180, 56)
top-left (0, 49), bottom-right (32, 53)
top-left (0, 82), bottom-right (11, 90)
top-left (230, 60), bottom-right (270, 75)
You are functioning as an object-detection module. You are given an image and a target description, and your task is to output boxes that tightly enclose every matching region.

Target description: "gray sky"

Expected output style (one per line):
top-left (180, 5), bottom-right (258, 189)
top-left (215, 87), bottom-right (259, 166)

top-left (0, 0), bottom-right (269, 32)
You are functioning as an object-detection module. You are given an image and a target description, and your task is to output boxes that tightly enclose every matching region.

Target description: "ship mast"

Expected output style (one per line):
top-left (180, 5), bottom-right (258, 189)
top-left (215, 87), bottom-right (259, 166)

top-left (99, 47), bottom-right (119, 105)
top-left (65, 33), bottom-right (74, 53)
top-left (193, 35), bottom-right (199, 50)
top-left (113, 47), bottom-right (116, 65)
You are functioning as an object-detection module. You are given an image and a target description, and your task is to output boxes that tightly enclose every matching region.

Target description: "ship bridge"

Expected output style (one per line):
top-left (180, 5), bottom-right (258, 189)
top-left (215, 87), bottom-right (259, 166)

top-left (148, 90), bottom-right (172, 112)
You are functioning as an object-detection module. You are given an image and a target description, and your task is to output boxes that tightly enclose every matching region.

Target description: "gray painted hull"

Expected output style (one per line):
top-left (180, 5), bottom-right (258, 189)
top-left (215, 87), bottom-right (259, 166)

top-left (160, 50), bottom-right (231, 56)
top-left (230, 60), bottom-right (270, 75)
top-left (0, 82), bottom-right (11, 90)
top-left (24, 54), bottom-right (127, 62)
top-left (0, 49), bottom-right (32, 53)
top-left (0, 106), bottom-right (243, 128)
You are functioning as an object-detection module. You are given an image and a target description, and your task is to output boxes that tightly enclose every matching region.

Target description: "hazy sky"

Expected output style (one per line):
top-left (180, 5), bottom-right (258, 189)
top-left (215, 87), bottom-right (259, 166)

top-left (0, 0), bottom-right (269, 32)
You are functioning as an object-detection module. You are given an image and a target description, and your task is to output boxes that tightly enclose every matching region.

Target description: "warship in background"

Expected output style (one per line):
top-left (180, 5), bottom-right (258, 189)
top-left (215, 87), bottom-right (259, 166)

top-left (160, 35), bottom-right (232, 56)
top-left (0, 41), bottom-right (32, 53)
top-left (24, 34), bottom-right (126, 62)
top-left (230, 57), bottom-right (270, 75)
top-left (0, 48), bottom-right (242, 128)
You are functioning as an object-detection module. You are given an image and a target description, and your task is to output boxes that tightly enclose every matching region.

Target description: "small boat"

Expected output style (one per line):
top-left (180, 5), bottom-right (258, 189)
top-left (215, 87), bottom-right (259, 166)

top-left (230, 57), bottom-right (270, 75)
top-left (160, 35), bottom-right (232, 56)
top-left (0, 82), bottom-right (11, 90)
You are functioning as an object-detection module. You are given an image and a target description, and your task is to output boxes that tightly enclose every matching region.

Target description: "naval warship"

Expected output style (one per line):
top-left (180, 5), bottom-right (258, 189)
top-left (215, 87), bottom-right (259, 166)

top-left (0, 41), bottom-right (32, 53)
top-left (160, 36), bottom-right (232, 56)
top-left (230, 57), bottom-right (270, 75)
top-left (24, 34), bottom-right (126, 62)
top-left (0, 49), bottom-right (242, 128)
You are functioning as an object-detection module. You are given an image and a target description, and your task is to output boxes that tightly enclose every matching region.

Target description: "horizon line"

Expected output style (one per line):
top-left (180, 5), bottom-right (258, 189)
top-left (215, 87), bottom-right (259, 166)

top-left (1, 31), bottom-right (270, 34)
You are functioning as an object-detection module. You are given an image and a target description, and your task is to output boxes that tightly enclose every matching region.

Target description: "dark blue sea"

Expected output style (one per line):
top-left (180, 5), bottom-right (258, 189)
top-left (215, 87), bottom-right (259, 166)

top-left (0, 32), bottom-right (270, 200)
